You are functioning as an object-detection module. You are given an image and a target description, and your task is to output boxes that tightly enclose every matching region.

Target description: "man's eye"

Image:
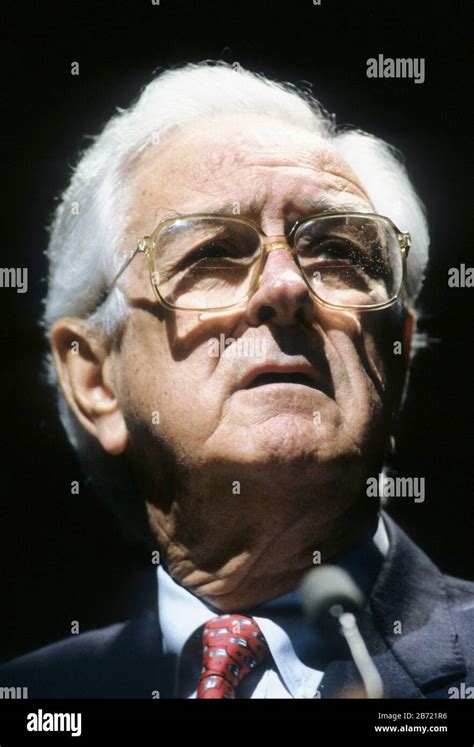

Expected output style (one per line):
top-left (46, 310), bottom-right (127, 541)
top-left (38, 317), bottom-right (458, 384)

top-left (179, 241), bottom-right (236, 269)
top-left (314, 240), bottom-right (362, 262)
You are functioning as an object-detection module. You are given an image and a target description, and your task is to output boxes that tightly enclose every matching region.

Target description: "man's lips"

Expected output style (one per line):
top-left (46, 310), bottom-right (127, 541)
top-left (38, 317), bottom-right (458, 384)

top-left (246, 371), bottom-right (319, 389)
top-left (239, 363), bottom-right (329, 393)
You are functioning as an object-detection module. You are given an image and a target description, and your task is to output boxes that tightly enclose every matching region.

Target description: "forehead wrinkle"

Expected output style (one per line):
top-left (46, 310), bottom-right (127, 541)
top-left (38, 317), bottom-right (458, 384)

top-left (177, 156), bottom-right (371, 209)
top-left (249, 163), bottom-right (371, 205)
top-left (180, 130), bottom-right (359, 180)
top-left (181, 164), bottom-right (372, 220)
top-left (177, 140), bottom-right (255, 193)
top-left (173, 135), bottom-right (372, 204)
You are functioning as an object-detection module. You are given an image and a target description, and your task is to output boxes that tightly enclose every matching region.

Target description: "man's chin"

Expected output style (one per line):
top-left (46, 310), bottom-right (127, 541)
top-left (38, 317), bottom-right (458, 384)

top-left (207, 420), bottom-right (354, 476)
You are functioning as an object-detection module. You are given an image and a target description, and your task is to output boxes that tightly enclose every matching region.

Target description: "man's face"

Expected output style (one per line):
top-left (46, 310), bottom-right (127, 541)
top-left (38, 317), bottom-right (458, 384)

top-left (53, 112), bottom-right (410, 606)
top-left (117, 114), bottom-right (398, 493)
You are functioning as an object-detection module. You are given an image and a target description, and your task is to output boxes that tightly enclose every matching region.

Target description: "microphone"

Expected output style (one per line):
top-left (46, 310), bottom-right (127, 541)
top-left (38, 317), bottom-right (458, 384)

top-left (300, 565), bottom-right (383, 699)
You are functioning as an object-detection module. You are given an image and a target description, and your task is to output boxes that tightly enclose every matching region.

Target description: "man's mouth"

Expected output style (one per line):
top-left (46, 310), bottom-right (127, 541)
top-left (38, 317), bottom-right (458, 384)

top-left (245, 371), bottom-right (322, 389)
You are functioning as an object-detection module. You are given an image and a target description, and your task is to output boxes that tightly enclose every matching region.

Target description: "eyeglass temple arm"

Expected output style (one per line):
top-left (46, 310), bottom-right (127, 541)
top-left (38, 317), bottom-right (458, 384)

top-left (106, 238), bottom-right (150, 293)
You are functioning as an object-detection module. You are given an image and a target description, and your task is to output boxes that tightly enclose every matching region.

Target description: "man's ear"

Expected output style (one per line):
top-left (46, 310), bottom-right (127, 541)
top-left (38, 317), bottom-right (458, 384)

top-left (50, 318), bottom-right (128, 455)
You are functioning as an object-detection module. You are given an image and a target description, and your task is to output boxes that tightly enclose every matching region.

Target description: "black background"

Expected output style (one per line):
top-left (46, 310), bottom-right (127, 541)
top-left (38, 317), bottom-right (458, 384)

top-left (0, 0), bottom-right (472, 662)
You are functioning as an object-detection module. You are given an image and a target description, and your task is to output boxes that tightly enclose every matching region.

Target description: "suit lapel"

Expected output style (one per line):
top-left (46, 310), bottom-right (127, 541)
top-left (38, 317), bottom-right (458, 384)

top-left (370, 513), bottom-right (466, 695)
top-left (318, 513), bottom-right (466, 698)
top-left (105, 570), bottom-right (177, 698)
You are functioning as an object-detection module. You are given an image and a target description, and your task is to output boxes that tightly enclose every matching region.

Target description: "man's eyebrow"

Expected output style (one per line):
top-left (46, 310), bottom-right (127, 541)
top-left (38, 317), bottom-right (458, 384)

top-left (289, 196), bottom-right (371, 218)
top-left (167, 196), bottom-right (368, 222)
top-left (186, 199), bottom-right (264, 219)
top-left (157, 202), bottom-right (257, 224)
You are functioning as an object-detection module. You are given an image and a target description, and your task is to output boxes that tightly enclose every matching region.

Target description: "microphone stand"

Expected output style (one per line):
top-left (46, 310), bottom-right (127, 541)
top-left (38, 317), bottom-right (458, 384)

top-left (337, 611), bottom-right (383, 699)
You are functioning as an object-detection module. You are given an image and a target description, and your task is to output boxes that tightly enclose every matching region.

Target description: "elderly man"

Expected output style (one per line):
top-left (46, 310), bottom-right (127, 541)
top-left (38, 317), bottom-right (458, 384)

top-left (1, 61), bottom-right (473, 700)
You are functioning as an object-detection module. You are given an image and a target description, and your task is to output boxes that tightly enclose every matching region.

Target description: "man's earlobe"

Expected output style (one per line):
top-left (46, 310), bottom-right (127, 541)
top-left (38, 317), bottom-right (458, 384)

top-left (50, 319), bottom-right (128, 455)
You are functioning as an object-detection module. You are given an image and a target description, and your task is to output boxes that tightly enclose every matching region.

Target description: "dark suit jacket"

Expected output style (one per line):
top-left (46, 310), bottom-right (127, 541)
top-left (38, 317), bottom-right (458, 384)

top-left (1, 514), bottom-right (473, 698)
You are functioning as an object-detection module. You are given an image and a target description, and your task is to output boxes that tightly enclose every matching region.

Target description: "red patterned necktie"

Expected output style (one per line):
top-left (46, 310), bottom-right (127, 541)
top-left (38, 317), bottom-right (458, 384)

top-left (197, 613), bottom-right (270, 698)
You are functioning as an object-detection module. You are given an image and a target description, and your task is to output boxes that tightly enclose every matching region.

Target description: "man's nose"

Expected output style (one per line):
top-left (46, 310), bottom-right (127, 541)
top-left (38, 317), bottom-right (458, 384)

top-left (245, 244), bottom-right (316, 327)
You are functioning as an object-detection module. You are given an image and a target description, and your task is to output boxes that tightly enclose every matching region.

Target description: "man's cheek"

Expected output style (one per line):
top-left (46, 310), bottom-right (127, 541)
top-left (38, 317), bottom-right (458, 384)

top-left (160, 370), bottom-right (220, 431)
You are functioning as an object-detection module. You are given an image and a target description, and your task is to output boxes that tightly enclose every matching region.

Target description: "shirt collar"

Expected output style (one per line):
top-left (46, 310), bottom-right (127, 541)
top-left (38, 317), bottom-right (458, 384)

top-left (157, 514), bottom-right (389, 697)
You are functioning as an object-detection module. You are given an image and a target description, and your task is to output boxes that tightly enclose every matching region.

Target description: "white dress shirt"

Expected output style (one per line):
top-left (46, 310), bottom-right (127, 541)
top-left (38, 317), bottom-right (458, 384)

top-left (157, 515), bottom-right (389, 698)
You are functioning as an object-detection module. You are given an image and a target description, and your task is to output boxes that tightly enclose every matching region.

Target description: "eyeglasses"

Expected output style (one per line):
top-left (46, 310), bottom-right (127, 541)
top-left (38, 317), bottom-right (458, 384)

top-left (105, 212), bottom-right (411, 313)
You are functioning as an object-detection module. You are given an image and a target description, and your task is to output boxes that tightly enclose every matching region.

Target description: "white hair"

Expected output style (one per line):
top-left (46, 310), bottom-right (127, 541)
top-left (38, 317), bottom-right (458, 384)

top-left (41, 61), bottom-right (430, 541)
